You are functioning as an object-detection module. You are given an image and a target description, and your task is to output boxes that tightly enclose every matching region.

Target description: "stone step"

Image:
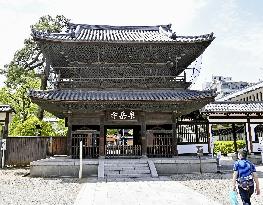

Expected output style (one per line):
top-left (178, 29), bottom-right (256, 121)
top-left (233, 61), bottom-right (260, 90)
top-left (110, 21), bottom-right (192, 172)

top-left (104, 160), bottom-right (147, 163)
top-left (104, 163), bottom-right (148, 167)
top-left (104, 166), bottom-right (150, 171)
top-left (105, 169), bottom-right (151, 174)
top-left (105, 173), bottom-right (152, 178)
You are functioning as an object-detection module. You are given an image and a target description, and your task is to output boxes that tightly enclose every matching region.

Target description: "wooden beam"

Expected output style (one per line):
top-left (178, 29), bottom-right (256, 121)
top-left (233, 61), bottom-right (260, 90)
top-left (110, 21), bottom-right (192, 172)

top-left (207, 123), bottom-right (211, 154)
top-left (232, 123), bottom-right (238, 156)
top-left (67, 112), bottom-right (72, 156)
top-left (172, 112), bottom-right (178, 156)
top-left (3, 112), bottom-right (9, 139)
top-left (99, 114), bottom-right (105, 157)
top-left (140, 112), bottom-right (147, 156)
top-left (247, 118), bottom-right (253, 153)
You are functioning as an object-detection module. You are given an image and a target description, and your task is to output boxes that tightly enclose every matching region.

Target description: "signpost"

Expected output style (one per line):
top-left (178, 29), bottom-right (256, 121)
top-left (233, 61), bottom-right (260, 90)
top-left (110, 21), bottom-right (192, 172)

top-left (79, 140), bottom-right (83, 179)
top-left (196, 145), bottom-right (203, 174)
top-left (210, 136), bottom-right (215, 158)
top-left (1, 139), bottom-right (6, 168)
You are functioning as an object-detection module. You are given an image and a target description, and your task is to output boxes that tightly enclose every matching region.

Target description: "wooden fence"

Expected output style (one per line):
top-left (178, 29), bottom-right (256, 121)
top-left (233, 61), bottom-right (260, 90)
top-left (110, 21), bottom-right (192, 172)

top-left (146, 130), bottom-right (173, 158)
top-left (177, 124), bottom-right (208, 144)
top-left (216, 133), bottom-right (245, 141)
top-left (105, 145), bottom-right (141, 158)
top-left (0, 136), bottom-right (67, 166)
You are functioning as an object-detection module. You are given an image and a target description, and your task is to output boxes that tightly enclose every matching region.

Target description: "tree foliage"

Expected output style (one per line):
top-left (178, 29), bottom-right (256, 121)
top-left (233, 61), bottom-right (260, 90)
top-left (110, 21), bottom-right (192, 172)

top-left (0, 15), bottom-right (70, 136)
top-left (11, 116), bottom-right (56, 136)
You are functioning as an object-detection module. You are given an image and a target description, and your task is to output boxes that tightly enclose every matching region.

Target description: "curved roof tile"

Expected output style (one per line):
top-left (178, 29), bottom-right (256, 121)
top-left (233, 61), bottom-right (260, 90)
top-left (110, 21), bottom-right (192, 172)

top-left (32, 23), bottom-right (214, 43)
top-left (29, 89), bottom-right (214, 102)
top-left (201, 101), bottom-right (263, 113)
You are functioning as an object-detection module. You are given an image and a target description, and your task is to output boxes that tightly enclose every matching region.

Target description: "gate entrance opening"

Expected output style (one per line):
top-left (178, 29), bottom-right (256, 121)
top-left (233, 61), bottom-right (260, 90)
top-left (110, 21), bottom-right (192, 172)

top-left (105, 125), bottom-right (141, 158)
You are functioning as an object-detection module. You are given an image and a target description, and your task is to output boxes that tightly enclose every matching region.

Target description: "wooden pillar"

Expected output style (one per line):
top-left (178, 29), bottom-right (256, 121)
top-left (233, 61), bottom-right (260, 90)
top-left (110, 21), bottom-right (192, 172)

top-left (207, 122), bottom-right (212, 154)
top-left (3, 112), bottom-right (9, 139)
top-left (232, 123), bottom-right (238, 156)
top-left (67, 112), bottom-right (72, 156)
top-left (195, 124), bottom-right (199, 143)
top-left (247, 118), bottom-right (253, 153)
top-left (99, 114), bottom-right (105, 157)
top-left (172, 112), bottom-right (178, 156)
top-left (140, 112), bottom-right (147, 156)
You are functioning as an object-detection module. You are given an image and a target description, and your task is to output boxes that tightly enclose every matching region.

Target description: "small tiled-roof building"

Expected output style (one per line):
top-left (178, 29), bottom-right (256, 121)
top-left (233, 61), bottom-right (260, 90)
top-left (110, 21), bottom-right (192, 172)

top-left (30, 23), bottom-right (215, 158)
top-left (0, 105), bottom-right (14, 139)
top-left (201, 81), bottom-right (263, 153)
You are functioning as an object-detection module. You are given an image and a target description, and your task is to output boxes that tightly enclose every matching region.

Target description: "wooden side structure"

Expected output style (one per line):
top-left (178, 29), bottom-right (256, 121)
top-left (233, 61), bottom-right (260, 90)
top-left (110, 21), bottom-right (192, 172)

top-left (1, 137), bottom-right (67, 166)
top-left (201, 101), bottom-right (263, 153)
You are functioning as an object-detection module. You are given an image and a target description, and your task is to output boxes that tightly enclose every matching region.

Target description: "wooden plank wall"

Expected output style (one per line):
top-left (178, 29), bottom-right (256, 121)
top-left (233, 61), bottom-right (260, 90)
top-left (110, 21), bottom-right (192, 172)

top-left (49, 137), bottom-right (68, 156)
top-left (2, 137), bottom-right (67, 166)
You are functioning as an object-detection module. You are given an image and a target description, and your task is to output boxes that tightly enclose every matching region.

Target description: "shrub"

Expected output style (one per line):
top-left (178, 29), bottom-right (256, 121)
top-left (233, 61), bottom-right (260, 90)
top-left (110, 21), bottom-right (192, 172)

top-left (214, 140), bottom-right (246, 155)
top-left (11, 116), bottom-right (56, 136)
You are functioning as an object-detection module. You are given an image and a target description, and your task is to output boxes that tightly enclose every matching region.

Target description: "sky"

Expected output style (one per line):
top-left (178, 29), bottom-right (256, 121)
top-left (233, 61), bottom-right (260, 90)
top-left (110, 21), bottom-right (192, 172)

top-left (0, 0), bottom-right (263, 90)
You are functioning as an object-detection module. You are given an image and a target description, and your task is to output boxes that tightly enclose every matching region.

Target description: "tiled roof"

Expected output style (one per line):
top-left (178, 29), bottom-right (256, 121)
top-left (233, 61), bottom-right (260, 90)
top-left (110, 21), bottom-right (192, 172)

top-left (216, 81), bottom-right (263, 101)
top-left (32, 23), bottom-right (214, 43)
top-left (201, 101), bottom-right (263, 113)
top-left (0, 105), bottom-right (13, 112)
top-left (29, 89), bottom-right (214, 102)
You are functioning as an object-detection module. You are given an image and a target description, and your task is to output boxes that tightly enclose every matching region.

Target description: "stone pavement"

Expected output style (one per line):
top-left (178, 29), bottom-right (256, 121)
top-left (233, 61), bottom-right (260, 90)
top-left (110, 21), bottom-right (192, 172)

top-left (74, 177), bottom-right (222, 205)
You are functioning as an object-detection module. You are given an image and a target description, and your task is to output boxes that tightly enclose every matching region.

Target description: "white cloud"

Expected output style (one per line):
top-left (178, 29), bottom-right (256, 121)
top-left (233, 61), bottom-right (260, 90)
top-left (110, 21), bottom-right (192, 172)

top-left (192, 0), bottom-right (263, 89)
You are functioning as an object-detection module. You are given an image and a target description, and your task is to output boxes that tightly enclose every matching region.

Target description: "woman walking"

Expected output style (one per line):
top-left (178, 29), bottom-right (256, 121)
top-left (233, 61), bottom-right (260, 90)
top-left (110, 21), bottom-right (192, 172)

top-left (232, 149), bottom-right (260, 205)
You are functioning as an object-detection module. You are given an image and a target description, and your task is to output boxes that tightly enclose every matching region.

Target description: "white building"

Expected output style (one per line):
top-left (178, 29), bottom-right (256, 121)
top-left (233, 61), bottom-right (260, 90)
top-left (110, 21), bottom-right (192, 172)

top-left (216, 81), bottom-right (263, 102)
top-left (201, 80), bottom-right (263, 154)
top-left (203, 75), bottom-right (250, 98)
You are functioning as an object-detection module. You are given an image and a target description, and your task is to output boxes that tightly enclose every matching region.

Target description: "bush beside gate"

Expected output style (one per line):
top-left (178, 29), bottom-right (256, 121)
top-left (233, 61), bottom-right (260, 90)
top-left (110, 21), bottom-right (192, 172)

top-left (213, 140), bottom-right (246, 155)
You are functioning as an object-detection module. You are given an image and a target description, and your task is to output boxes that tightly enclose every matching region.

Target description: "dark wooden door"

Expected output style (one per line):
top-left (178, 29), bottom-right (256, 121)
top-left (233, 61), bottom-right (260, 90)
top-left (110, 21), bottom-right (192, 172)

top-left (72, 130), bottom-right (100, 158)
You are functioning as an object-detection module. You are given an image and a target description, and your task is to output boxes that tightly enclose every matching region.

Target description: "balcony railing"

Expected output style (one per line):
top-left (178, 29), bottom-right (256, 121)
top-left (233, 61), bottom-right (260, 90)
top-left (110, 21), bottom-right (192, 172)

top-left (56, 76), bottom-right (190, 89)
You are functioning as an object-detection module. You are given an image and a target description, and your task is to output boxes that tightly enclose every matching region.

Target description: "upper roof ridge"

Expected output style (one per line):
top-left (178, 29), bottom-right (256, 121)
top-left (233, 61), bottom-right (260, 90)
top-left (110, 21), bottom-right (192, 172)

top-left (31, 22), bottom-right (215, 43)
top-left (67, 23), bottom-right (173, 32)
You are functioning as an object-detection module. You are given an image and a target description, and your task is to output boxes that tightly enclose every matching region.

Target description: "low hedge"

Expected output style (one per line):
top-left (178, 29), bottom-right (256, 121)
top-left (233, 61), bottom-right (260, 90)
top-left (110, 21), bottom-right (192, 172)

top-left (213, 140), bottom-right (246, 155)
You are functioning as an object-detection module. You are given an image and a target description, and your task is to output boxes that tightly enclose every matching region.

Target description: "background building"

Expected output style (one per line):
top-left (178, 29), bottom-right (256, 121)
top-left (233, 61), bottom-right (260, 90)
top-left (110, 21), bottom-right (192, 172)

top-left (203, 75), bottom-right (251, 98)
top-left (216, 81), bottom-right (263, 102)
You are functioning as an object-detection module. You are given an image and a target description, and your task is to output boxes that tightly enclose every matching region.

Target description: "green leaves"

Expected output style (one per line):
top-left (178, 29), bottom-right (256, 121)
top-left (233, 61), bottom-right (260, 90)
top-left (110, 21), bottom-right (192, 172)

top-left (31, 15), bottom-right (70, 33)
top-left (214, 140), bottom-right (246, 155)
top-left (0, 15), bottom-right (70, 136)
top-left (10, 116), bottom-right (56, 136)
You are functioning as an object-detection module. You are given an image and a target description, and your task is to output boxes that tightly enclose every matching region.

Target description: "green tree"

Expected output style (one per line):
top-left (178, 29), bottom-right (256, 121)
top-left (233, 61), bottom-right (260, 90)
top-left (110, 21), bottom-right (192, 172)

top-left (11, 116), bottom-right (56, 136)
top-left (0, 72), bottom-right (40, 122)
top-left (0, 15), bottom-right (70, 136)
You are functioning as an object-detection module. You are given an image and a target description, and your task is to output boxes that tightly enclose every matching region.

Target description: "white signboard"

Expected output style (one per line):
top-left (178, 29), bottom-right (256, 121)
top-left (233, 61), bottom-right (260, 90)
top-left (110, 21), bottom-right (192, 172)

top-left (210, 136), bottom-right (215, 149)
top-left (109, 110), bottom-right (136, 120)
top-left (1, 139), bottom-right (6, 151)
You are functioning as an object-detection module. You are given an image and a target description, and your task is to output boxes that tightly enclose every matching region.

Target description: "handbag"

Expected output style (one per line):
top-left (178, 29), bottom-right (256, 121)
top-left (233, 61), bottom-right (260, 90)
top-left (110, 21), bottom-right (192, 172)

top-left (229, 191), bottom-right (238, 205)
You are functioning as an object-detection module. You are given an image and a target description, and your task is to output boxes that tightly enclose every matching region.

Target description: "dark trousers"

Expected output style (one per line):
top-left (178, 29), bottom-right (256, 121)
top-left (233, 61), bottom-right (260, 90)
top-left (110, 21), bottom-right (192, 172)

top-left (238, 186), bottom-right (254, 205)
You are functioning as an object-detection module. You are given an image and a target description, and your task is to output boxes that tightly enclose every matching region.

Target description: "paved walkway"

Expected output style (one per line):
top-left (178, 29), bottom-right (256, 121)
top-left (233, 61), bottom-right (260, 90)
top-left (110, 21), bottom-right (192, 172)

top-left (74, 177), bottom-right (222, 205)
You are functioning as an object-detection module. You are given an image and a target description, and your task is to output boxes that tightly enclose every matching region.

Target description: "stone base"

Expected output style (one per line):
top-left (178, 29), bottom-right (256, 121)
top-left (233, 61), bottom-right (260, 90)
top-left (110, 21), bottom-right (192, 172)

top-left (30, 156), bottom-right (217, 177)
top-left (30, 157), bottom-right (98, 177)
top-left (248, 154), bottom-right (262, 165)
top-left (153, 157), bottom-right (217, 174)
